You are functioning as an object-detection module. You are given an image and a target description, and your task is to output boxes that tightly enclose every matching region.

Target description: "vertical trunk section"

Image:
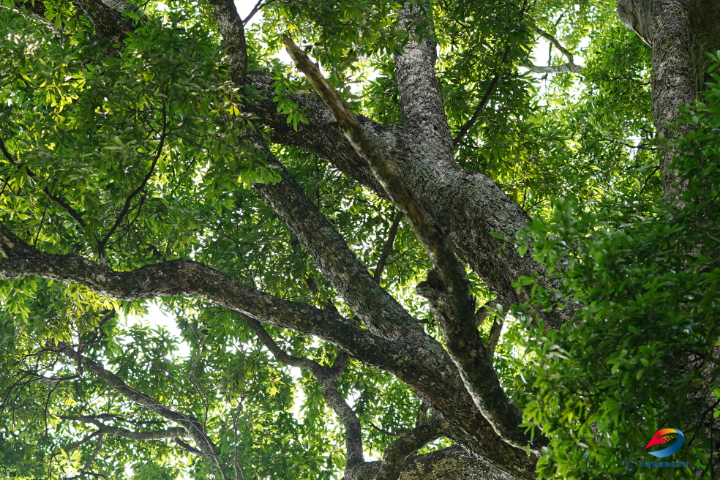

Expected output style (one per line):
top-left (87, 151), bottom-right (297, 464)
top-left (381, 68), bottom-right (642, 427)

top-left (651, 0), bottom-right (695, 195)
top-left (618, 0), bottom-right (720, 197)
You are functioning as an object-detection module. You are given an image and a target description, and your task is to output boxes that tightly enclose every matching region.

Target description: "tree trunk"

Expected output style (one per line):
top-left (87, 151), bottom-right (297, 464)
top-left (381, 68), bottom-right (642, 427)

top-left (617, 0), bottom-right (720, 196)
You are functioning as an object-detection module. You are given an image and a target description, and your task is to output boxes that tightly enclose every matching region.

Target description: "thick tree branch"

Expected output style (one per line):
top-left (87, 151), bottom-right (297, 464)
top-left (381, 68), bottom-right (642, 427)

top-left (617, 0), bottom-right (720, 198)
top-left (617, 0), bottom-right (654, 46)
top-left (247, 134), bottom-right (422, 340)
top-left (393, 2), bottom-right (453, 156)
top-left (60, 415), bottom-right (188, 442)
top-left (0, 220), bottom-right (537, 475)
top-left (283, 37), bottom-right (530, 447)
top-left (6, 1), bottom-right (58, 35)
top-left (523, 63), bottom-right (582, 74)
top-left (348, 446), bottom-right (523, 480)
top-left (453, 46), bottom-right (512, 147)
top-left (650, 0), bottom-right (694, 197)
top-left (374, 414), bottom-right (447, 480)
top-left (74, 0), bottom-right (140, 42)
top-left (0, 221), bottom-right (402, 368)
top-left (283, 35), bottom-right (539, 452)
top-left (206, 0), bottom-right (247, 86)
top-left (10, 0), bottom-right (570, 332)
top-left (245, 66), bottom-right (570, 330)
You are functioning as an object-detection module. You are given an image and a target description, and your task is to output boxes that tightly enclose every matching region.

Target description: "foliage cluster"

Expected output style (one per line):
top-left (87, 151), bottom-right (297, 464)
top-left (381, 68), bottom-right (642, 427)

top-left (511, 54), bottom-right (720, 479)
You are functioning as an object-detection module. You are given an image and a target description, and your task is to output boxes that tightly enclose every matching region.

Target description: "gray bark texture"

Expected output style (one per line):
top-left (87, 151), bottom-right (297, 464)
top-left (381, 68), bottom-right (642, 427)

top-left (3, 0), bottom-right (716, 478)
top-left (617, 0), bottom-right (720, 196)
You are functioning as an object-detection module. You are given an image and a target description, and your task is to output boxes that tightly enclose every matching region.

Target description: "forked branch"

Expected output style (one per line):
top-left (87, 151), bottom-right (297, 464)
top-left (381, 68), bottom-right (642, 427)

top-left (282, 35), bottom-right (540, 452)
top-left (375, 414), bottom-right (448, 480)
top-left (523, 29), bottom-right (583, 74)
top-left (242, 315), bottom-right (364, 472)
top-left (57, 345), bottom-right (228, 480)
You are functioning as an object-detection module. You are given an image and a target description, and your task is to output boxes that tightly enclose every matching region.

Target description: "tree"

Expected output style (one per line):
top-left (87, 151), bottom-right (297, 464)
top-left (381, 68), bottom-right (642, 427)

top-left (0, 0), bottom-right (717, 478)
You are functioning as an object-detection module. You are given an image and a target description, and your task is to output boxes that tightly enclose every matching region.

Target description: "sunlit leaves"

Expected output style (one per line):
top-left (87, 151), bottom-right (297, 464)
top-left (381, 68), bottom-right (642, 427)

top-left (510, 67), bottom-right (720, 478)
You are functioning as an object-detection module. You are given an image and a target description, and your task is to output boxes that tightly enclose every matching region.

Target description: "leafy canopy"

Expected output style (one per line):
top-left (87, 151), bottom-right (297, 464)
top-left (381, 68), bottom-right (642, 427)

top-left (0, 0), bottom-right (709, 478)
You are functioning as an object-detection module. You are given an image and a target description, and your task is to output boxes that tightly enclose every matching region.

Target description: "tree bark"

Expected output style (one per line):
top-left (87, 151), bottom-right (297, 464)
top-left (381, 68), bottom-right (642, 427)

top-left (348, 446), bottom-right (524, 480)
top-left (244, 21), bottom-right (571, 330)
top-left (617, 0), bottom-right (720, 196)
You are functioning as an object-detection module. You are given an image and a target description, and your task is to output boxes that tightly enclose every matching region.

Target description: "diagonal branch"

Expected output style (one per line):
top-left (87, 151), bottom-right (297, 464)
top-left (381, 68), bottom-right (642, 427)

top-left (246, 133), bottom-right (421, 340)
top-left (283, 36), bottom-right (540, 452)
top-left (54, 431), bottom-right (101, 458)
top-left (74, 0), bottom-right (141, 42)
top-left (58, 346), bottom-right (228, 479)
top-left (175, 438), bottom-right (209, 456)
top-left (453, 45), bottom-right (512, 147)
top-left (242, 0), bottom-right (278, 25)
top-left (83, 433), bottom-right (103, 472)
top-left (522, 29), bottom-right (582, 74)
top-left (97, 98), bottom-right (167, 262)
top-left (535, 28), bottom-right (575, 64)
top-left (374, 212), bottom-right (402, 283)
top-left (0, 137), bottom-right (86, 227)
top-left (9, 0), bottom-right (52, 29)
top-left (242, 315), bottom-right (364, 472)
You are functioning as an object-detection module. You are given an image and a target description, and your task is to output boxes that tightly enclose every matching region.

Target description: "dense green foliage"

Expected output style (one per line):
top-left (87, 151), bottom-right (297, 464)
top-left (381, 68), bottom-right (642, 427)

top-left (0, 0), bottom-right (714, 478)
top-left (512, 56), bottom-right (720, 478)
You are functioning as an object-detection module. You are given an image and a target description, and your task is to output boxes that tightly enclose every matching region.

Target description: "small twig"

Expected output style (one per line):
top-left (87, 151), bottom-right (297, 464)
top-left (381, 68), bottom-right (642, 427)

top-left (639, 165), bottom-right (661, 196)
top-left (374, 212), bottom-right (403, 282)
top-left (453, 45), bottom-right (512, 147)
top-left (97, 98), bottom-right (167, 262)
top-left (242, 0), bottom-right (278, 25)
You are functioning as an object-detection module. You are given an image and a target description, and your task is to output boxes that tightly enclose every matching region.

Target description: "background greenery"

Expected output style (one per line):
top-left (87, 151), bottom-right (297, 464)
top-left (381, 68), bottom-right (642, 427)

top-left (0, 0), bottom-right (716, 478)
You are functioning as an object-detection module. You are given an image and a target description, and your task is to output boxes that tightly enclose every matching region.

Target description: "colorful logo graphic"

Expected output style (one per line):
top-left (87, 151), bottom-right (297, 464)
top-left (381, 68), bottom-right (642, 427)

top-left (645, 428), bottom-right (684, 458)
